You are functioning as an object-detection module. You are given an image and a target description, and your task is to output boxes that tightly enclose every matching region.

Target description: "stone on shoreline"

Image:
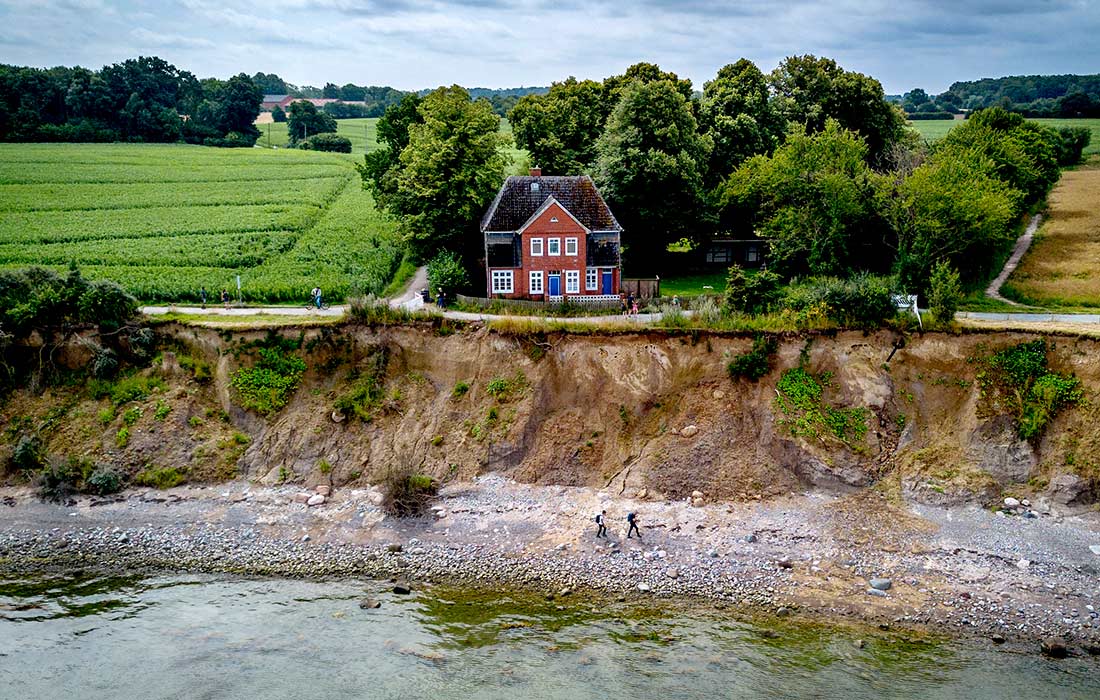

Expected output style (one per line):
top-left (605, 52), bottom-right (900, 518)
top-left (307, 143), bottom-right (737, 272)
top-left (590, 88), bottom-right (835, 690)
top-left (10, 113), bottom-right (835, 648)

top-left (680, 425), bottom-right (698, 438)
top-left (359, 598), bottom-right (381, 609)
top-left (307, 494), bottom-right (325, 506)
top-left (637, 583), bottom-right (651, 593)
top-left (1040, 638), bottom-right (1068, 658)
top-left (867, 589), bottom-right (887, 598)
top-left (1003, 497), bottom-right (1020, 508)
top-left (316, 485), bottom-right (331, 497)
top-left (292, 493), bottom-right (311, 504)
top-left (869, 578), bottom-right (892, 591)
top-left (393, 584), bottom-right (412, 595)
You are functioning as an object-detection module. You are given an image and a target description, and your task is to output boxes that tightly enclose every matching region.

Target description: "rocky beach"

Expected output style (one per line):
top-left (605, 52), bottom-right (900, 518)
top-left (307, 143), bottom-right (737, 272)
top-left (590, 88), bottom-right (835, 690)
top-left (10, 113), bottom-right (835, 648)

top-left (3, 475), bottom-right (1099, 657)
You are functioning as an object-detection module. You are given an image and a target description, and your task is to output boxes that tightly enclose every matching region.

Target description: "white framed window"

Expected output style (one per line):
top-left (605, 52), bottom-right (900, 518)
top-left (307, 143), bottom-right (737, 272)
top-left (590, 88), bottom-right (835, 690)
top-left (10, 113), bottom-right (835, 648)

top-left (491, 270), bottom-right (514, 294)
top-left (529, 271), bottom-right (544, 294)
top-left (547, 238), bottom-right (561, 256)
top-left (565, 237), bottom-right (578, 256)
top-left (530, 238), bottom-right (543, 256)
top-left (585, 268), bottom-right (598, 291)
top-left (565, 270), bottom-right (580, 294)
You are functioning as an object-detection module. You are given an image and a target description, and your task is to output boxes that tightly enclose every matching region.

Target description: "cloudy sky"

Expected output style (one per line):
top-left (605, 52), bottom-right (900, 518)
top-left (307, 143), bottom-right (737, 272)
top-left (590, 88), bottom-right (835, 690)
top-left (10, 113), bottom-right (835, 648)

top-left (2, 0), bottom-right (1098, 94)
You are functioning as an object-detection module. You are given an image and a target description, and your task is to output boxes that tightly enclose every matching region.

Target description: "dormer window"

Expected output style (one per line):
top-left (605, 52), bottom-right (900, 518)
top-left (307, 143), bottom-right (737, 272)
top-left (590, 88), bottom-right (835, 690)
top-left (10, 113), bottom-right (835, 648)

top-left (530, 182), bottom-right (540, 193)
top-left (550, 217), bottom-right (558, 223)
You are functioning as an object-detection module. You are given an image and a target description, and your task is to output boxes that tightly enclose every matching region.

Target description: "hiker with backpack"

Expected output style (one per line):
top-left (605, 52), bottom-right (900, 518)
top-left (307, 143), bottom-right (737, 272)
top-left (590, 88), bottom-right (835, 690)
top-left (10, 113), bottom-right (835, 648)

top-left (626, 511), bottom-right (641, 539)
top-left (595, 510), bottom-right (608, 538)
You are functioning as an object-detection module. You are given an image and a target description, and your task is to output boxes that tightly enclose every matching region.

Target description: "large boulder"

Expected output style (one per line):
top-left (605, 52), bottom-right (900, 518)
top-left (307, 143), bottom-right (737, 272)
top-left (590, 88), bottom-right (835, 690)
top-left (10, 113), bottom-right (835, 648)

top-left (1047, 474), bottom-right (1093, 506)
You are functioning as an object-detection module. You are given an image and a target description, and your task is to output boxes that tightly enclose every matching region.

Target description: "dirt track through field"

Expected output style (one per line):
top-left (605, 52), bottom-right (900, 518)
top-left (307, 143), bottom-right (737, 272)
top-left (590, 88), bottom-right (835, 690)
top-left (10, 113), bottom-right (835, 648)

top-left (986, 214), bottom-right (1041, 305)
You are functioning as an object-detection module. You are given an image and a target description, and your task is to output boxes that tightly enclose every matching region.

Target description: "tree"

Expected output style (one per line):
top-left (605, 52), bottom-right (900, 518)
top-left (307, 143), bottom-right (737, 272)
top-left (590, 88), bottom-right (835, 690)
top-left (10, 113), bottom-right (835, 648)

top-left (939, 107), bottom-right (1059, 210)
top-left (359, 93), bottom-right (424, 204)
top-left (252, 72), bottom-right (289, 95)
top-left (271, 105), bottom-right (286, 122)
top-left (372, 86), bottom-right (509, 259)
top-left (213, 73), bottom-right (261, 139)
top-left (928, 260), bottom-right (962, 324)
top-left (594, 79), bottom-right (711, 272)
top-left (286, 100), bottom-right (336, 144)
top-left (427, 250), bottom-right (470, 295)
top-left (699, 58), bottom-right (785, 185)
top-left (603, 62), bottom-right (695, 103)
top-left (719, 121), bottom-right (885, 278)
top-left (508, 77), bottom-right (609, 174)
top-left (881, 145), bottom-right (1021, 294)
top-left (769, 55), bottom-right (906, 165)
top-left (723, 264), bottom-right (781, 314)
top-left (322, 82), bottom-right (340, 99)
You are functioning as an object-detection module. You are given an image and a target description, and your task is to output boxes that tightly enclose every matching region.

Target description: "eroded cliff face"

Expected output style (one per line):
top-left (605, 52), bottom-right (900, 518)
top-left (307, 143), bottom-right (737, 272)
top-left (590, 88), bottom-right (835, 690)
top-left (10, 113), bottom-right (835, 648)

top-left (3, 323), bottom-right (1098, 508)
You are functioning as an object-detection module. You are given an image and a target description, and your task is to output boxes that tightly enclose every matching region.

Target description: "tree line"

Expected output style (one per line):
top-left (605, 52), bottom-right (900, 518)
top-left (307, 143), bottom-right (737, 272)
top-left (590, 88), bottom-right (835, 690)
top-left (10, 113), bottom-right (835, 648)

top-left (896, 73), bottom-right (1100, 119)
top-left (360, 56), bottom-right (1090, 299)
top-left (0, 57), bottom-right (262, 146)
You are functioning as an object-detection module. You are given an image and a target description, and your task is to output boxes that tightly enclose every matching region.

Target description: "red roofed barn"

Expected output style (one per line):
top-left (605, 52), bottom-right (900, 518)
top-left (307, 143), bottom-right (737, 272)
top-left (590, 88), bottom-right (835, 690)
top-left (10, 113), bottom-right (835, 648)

top-left (480, 169), bottom-right (623, 301)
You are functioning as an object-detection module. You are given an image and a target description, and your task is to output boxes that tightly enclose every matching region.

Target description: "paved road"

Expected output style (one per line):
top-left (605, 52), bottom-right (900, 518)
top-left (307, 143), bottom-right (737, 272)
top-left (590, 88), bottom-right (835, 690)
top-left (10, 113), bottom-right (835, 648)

top-left (986, 214), bottom-right (1042, 306)
top-left (957, 311), bottom-right (1100, 324)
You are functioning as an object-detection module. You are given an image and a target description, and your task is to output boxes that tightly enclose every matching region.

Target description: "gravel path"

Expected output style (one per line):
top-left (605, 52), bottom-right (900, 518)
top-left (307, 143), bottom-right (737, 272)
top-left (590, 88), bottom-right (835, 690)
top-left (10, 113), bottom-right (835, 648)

top-left (986, 214), bottom-right (1042, 306)
top-left (3, 477), bottom-right (1098, 652)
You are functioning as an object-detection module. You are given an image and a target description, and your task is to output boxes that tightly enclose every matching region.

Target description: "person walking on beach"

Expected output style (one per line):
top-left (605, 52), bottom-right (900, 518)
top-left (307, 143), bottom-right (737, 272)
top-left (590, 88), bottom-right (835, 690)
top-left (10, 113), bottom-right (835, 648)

top-left (199, 286), bottom-right (207, 310)
top-left (626, 511), bottom-right (641, 539)
top-left (595, 510), bottom-right (608, 538)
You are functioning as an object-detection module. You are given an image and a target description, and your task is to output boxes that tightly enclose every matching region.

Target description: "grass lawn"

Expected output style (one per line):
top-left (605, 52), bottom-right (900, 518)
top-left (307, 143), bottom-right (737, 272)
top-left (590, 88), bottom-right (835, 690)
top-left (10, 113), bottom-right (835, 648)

top-left (908, 118), bottom-right (1100, 156)
top-left (1001, 157), bottom-right (1100, 307)
top-left (0, 143), bottom-right (403, 303)
top-left (659, 272), bottom-right (727, 298)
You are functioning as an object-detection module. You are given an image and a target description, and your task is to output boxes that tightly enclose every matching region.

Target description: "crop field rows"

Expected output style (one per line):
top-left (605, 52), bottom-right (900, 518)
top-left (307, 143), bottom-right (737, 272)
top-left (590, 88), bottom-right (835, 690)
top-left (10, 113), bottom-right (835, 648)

top-left (0, 143), bottom-right (404, 302)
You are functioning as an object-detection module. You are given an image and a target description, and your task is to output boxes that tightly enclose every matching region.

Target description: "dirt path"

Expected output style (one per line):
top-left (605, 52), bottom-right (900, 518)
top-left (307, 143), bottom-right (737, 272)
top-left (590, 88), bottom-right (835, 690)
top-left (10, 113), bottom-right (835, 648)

top-left (986, 214), bottom-right (1043, 305)
top-left (389, 265), bottom-right (429, 309)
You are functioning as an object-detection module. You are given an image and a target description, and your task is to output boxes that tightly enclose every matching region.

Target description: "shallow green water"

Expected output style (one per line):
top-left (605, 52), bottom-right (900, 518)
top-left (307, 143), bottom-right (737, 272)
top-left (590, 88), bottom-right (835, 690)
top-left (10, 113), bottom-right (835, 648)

top-left (1, 573), bottom-right (1097, 699)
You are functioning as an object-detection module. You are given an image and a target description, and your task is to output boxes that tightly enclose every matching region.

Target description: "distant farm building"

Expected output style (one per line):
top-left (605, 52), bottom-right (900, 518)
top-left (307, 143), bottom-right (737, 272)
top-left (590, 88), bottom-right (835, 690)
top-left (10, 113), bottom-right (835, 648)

top-left (481, 169), bottom-right (623, 302)
top-left (261, 95), bottom-right (294, 111)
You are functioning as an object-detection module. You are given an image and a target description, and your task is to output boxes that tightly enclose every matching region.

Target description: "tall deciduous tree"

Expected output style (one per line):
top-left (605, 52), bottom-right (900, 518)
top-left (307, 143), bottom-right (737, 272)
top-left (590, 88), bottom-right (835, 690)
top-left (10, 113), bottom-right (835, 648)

top-left (699, 58), bottom-right (786, 185)
top-left (508, 77), bottom-right (609, 174)
top-left (359, 93), bottom-right (424, 204)
top-left (719, 120), bottom-right (886, 278)
top-left (287, 100), bottom-right (336, 144)
top-left (880, 146), bottom-right (1022, 294)
top-left (769, 55), bottom-right (906, 166)
top-left (371, 86), bottom-right (510, 259)
top-left (594, 79), bottom-right (711, 271)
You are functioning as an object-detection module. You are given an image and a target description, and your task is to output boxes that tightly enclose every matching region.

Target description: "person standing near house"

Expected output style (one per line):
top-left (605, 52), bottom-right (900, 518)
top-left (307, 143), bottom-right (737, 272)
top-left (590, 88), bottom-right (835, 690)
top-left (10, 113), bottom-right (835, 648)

top-left (620, 294), bottom-right (629, 316)
top-left (437, 287), bottom-right (445, 308)
top-left (626, 511), bottom-right (641, 539)
top-left (631, 298), bottom-right (640, 316)
top-left (627, 292), bottom-right (635, 312)
top-left (199, 286), bottom-right (207, 310)
top-left (595, 510), bottom-right (608, 538)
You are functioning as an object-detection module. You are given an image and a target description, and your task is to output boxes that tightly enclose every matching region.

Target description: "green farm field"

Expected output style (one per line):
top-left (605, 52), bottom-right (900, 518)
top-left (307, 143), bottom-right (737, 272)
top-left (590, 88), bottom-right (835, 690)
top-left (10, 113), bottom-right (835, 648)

top-left (256, 117), bottom-right (530, 171)
top-left (908, 118), bottom-right (1100, 155)
top-left (0, 143), bottom-right (404, 303)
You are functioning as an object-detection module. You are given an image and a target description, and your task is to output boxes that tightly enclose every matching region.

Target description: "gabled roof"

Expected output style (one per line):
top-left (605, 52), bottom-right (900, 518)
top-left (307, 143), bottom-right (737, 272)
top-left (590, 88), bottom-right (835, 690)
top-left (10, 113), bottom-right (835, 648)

top-left (480, 175), bottom-right (622, 233)
top-left (262, 94), bottom-right (290, 102)
top-left (516, 195), bottom-right (588, 234)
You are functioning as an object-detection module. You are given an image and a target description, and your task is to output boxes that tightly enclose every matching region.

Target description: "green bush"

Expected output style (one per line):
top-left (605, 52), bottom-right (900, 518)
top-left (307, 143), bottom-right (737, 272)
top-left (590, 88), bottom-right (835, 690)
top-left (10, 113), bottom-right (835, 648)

top-left (11, 435), bottom-right (43, 471)
top-left (452, 380), bottom-right (470, 398)
top-left (486, 372), bottom-right (527, 401)
top-left (977, 340), bottom-right (1082, 441)
top-left (297, 133), bottom-right (352, 153)
top-left (90, 374), bottom-right (165, 406)
top-left (724, 264), bottom-right (781, 315)
top-left (154, 400), bottom-right (171, 421)
top-left (231, 347), bottom-right (307, 415)
top-left (380, 463), bottom-right (437, 516)
top-left (115, 426), bottom-right (130, 447)
top-left (334, 348), bottom-right (389, 421)
top-left (86, 466), bottom-right (124, 495)
top-left (728, 334), bottom-right (778, 381)
top-left (928, 260), bottom-right (962, 325)
top-left (36, 460), bottom-right (77, 503)
top-left (134, 466), bottom-right (186, 489)
top-left (427, 250), bottom-right (470, 297)
top-left (783, 275), bottom-right (896, 329)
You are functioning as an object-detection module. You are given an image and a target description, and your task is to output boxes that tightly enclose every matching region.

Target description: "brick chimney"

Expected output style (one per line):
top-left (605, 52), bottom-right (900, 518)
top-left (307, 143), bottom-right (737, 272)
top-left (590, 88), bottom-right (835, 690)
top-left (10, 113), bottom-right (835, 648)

top-left (529, 166), bottom-right (541, 177)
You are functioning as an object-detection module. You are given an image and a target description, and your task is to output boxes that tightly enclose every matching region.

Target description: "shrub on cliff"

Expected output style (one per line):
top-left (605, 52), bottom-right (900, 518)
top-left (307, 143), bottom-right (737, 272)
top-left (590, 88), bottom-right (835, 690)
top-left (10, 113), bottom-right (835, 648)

top-left (380, 462), bottom-right (437, 516)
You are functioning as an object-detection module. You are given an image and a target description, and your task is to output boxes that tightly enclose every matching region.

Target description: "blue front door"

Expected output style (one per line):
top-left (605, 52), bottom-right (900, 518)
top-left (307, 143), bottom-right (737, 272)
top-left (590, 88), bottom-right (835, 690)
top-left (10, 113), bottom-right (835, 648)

top-left (548, 274), bottom-right (561, 296)
top-left (601, 270), bottom-right (613, 294)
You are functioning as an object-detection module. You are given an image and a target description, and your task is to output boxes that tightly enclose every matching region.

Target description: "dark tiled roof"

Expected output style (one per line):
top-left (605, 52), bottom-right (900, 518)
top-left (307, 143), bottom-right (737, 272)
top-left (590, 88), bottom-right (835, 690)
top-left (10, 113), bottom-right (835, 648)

top-left (262, 94), bottom-right (289, 102)
top-left (480, 175), bottom-right (622, 233)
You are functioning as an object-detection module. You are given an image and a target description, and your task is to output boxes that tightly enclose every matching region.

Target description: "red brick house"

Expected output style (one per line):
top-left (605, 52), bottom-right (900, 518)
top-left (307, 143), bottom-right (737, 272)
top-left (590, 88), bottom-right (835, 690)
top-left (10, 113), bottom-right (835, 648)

top-left (480, 170), bottom-right (623, 301)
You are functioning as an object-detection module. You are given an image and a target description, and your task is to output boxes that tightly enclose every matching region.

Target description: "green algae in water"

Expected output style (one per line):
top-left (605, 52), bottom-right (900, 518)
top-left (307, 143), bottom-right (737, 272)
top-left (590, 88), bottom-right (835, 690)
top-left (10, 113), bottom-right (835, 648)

top-left (1, 572), bottom-right (1098, 699)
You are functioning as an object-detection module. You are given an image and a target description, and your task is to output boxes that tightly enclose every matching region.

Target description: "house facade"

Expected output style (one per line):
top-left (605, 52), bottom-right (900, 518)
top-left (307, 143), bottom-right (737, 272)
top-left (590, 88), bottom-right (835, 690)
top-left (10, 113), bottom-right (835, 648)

top-left (480, 170), bottom-right (623, 302)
